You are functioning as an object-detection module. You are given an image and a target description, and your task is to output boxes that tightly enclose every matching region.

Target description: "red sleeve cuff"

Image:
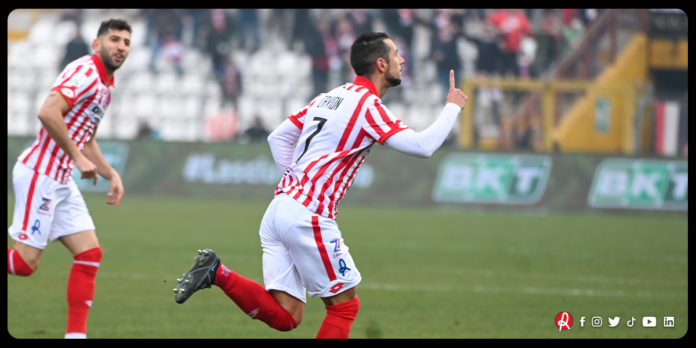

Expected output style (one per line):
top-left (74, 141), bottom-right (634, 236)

top-left (289, 116), bottom-right (303, 129)
top-left (52, 86), bottom-right (76, 110)
top-left (377, 126), bottom-right (409, 145)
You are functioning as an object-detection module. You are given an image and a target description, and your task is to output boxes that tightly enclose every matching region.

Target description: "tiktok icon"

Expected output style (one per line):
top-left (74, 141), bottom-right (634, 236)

top-left (627, 317), bottom-right (636, 327)
top-left (555, 312), bottom-right (573, 331)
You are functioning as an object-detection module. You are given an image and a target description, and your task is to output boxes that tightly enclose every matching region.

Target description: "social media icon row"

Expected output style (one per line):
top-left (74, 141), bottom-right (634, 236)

top-left (556, 313), bottom-right (675, 330)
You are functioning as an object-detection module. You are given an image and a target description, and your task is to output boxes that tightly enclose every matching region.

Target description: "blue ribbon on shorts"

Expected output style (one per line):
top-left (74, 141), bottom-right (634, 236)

top-left (31, 220), bottom-right (41, 235)
top-left (338, 259), bottom-right (351, 276)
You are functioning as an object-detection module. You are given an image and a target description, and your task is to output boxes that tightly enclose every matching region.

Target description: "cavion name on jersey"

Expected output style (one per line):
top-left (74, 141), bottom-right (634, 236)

top-left (316, 96), bottom-right (344, 110)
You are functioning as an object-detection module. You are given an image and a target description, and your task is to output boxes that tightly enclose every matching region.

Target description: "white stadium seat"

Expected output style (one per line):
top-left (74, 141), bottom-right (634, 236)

top-left (159, 95), bottom-right (182, 118)
top-left (94, 112), bottom-right (112, 138)
top-left (10, 92), bottom-right (32, 115)
top-left (133, 94), bottom-right (156, 118)
top-left (128, 20), bottom-right (147, 48)
top-left (285, 97), bottom-right (307, 117)
top-left (32, 45), bottom-right (59, 69)
top-left (80, 20), bottom-right (101, 43)
top-left (27, 21), bottom-right (55, 45)
top-left (154, 72), bottom-right (179, 94)
top-left (237, 96), bottom-right (255, 124)
top-left (54, 20), bottom-right (77, 47)
top-left (119, 49), bottom-right (149, 73)
top-left (180, 73), bottom-right (204, 95)
top-left (8, 111), bottom-right (31, 136)
top-left (183, 96), bottom-right (201, 119)
top-left (7, 68), bottom-right (36, 91)
top-left (127, 72), bottom-right (154, 93)
top-left (276, 52), bottom-right (296, 76)
top-left (114, 117), bottom-right (138, 139)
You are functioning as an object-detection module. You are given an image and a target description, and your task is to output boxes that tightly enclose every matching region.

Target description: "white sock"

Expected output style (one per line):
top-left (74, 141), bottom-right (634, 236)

top-left (65, 332), bottom-right (87, 339)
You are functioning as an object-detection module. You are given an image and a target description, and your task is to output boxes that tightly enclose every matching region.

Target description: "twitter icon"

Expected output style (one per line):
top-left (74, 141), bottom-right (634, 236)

top-left (608, 317), bottom-right (621, 327)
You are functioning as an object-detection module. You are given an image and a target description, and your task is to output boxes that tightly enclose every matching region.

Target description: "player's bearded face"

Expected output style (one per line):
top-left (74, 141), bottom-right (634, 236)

top-left (98, 29), bottom-right (130, 72)
top-left (385, 59), bottom-right (402, 87)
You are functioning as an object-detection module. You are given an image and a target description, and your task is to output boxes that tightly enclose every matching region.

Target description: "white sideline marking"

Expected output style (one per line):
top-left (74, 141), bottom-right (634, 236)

top-left (359, 283), bottom-right (687, 299)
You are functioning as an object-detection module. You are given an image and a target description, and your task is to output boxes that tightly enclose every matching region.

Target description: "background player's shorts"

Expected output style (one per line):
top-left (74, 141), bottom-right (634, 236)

top-left (260, 192), bottom-right (361, 303)
top-left (8, 162), bottom-right (95, 250)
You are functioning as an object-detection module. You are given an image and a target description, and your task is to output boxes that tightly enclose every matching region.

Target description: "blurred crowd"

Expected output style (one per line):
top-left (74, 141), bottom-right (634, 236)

top-left (58, 9), bottom-right (603, 146)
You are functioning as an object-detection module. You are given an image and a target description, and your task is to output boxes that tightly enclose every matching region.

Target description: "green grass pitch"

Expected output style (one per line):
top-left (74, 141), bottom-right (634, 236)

top-left (7, 193), bottom-right (687, 338)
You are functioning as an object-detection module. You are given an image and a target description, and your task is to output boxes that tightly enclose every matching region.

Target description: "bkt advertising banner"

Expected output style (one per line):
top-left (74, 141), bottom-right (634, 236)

top-left (7, 137), bottom-right (687, 214)
top-left (432, 153), bottom-right (551, 205)
top-left (588, 159), bottom-right (688, 211)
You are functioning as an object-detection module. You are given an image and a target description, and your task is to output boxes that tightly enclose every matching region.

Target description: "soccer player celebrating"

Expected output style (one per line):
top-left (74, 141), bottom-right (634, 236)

top-left (174, 32), bottom-right (468, 338)
top-left (7, 19), bottom-right (130, 339)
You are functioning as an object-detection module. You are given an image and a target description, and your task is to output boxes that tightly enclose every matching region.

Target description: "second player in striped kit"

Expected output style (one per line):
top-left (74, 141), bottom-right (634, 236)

top-left (174, 31), bottom-right (468, 338)
top-left (8, 19), bottom-right (129, 339)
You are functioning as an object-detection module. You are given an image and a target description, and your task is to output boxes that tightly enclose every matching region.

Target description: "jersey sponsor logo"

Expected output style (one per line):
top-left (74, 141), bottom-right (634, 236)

top-left (432, 153), bottom-right (552, 204)
top-left (316, 95), bottom-right (345, 110)
top-left (86, 102), bottom-right (105, 126)
top-left (588, 159), bottom-right (687, 211)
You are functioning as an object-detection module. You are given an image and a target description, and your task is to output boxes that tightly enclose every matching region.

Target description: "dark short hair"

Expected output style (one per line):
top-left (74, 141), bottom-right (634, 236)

top-left (350, 32), bottom-right (391, 77)
top-left (97, 19), bottom-right (132, 37)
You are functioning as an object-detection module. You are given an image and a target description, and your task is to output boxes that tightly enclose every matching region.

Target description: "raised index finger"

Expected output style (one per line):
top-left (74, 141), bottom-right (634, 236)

top-left (449, 70), bottom-right (455, 90)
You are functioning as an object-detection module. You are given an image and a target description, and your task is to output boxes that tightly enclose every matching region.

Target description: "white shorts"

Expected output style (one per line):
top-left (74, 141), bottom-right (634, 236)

top-left (260, 193), bottom-right (361, 303)
top-left (8, 162), bottom-right (95, 250)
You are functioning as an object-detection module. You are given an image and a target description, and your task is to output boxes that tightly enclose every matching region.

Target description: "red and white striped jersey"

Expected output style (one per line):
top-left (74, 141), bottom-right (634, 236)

top-left (18, 54), bottom-right (115, 184)
top-left (274, 76), bottom-right (409, 219)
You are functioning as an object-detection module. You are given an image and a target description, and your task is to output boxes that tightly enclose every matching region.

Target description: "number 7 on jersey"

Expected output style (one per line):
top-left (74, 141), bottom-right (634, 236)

top-left (296, 117), bottom-right (327, 164)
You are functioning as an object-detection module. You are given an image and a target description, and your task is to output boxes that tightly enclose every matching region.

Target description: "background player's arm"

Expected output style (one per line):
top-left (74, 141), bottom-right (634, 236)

top-left (267, 118), bottom-right (302, 174)
top-left (384, 70), bottom-right (468, 158)
top-left (82, 135), bottom-right (124, 207)
top-left (37, 91), bottom-right (98, 181)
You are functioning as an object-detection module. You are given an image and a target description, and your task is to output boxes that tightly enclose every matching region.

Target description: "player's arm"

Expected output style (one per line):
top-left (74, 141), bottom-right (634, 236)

top-left (384, 70), bottom-right (468, 158)
top-left (37, 90), bottom-right (98, 180)
top-left (267, 118), bottom-right (302, 175)
top-left (82, 134), bottom-right (124, 207)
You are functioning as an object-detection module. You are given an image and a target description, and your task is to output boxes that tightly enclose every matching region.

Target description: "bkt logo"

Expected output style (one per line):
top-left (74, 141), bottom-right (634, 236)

top-left (589, 159), bottom-right (688, 211)
top-left (433, 154), bottom-right (551, 205)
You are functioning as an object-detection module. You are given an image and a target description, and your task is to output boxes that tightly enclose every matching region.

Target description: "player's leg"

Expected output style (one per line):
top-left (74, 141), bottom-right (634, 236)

top-left (278, 197), bottom-right (362, 339)
top-left (52, 182), bottom-right (100, 339)
top-left (7, 163), bottom-right (55, 276)
top-left (8, 241), bottom-right (41, 275)
top-left (317, 286), bottom-right (360, 339)
top-left (174, 195), bottom-right (302, 331)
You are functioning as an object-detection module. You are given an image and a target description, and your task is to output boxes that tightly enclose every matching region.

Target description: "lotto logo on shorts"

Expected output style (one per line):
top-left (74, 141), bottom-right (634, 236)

top-left (18, 233), bottom-right (29, 241)
top-left (329, 283), bottom-right (344, 294)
